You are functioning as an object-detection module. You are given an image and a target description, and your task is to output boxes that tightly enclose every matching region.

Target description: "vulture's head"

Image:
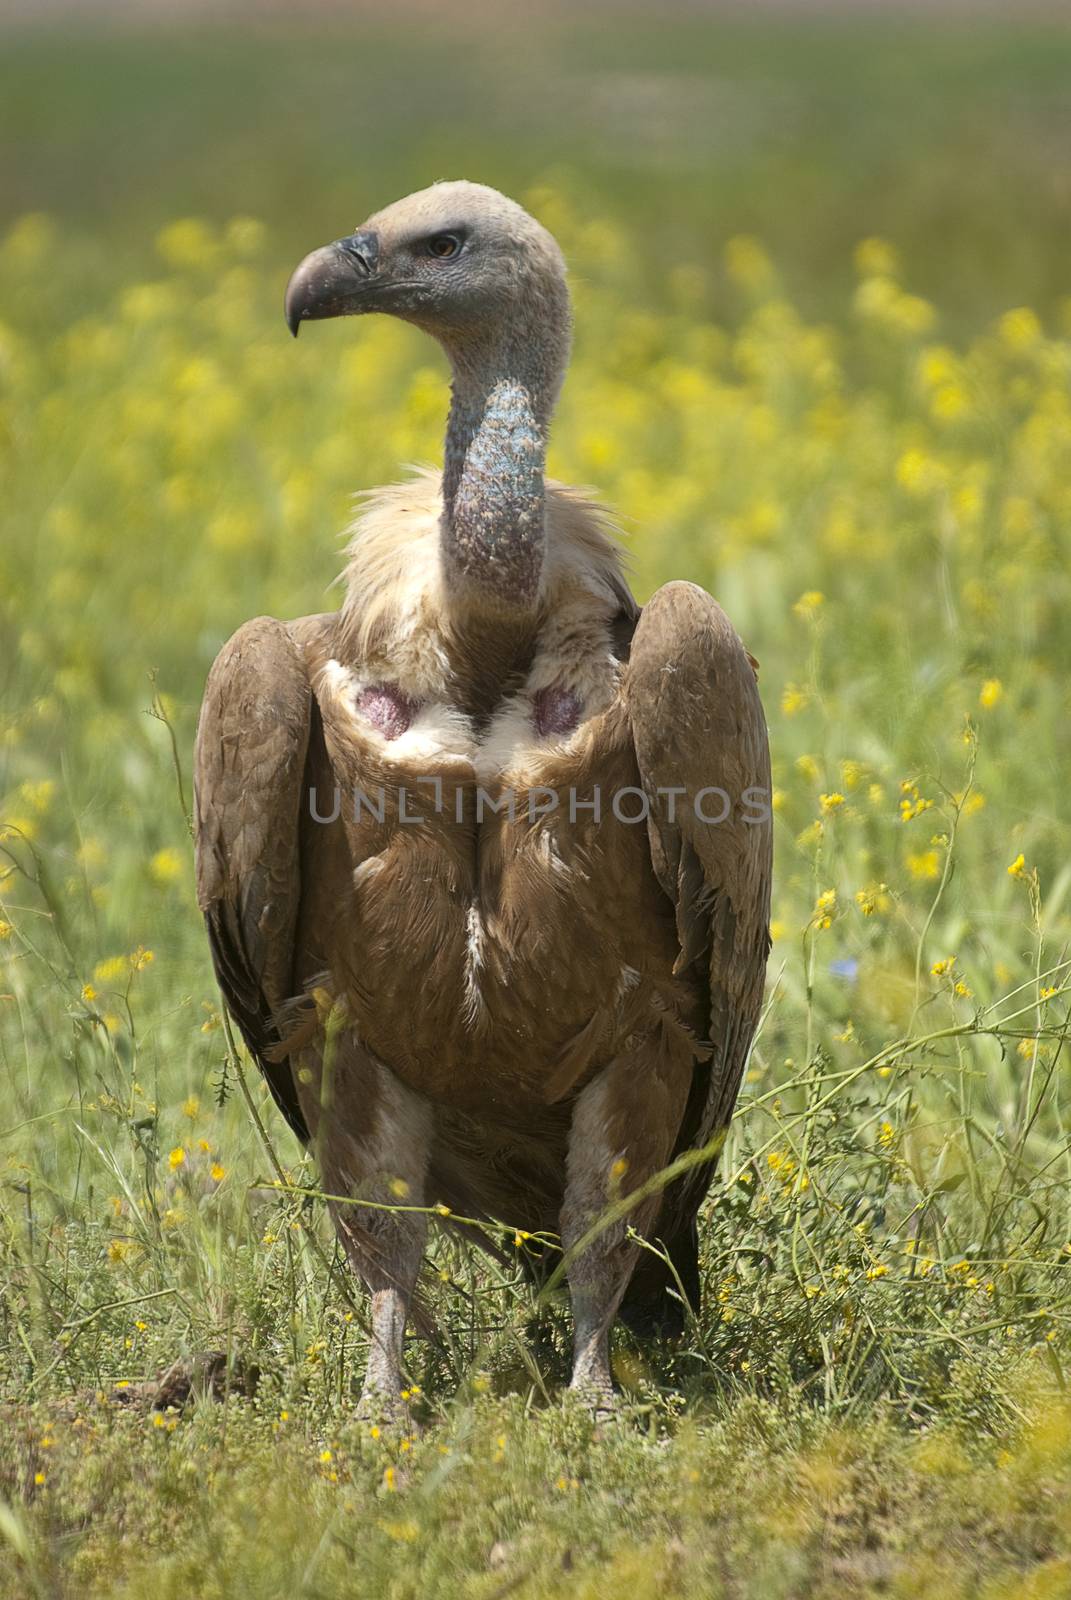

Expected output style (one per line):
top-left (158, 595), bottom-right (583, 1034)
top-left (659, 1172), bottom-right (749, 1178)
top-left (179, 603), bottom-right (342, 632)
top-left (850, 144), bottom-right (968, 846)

top-left (284, 181), bottom-right (570, 373)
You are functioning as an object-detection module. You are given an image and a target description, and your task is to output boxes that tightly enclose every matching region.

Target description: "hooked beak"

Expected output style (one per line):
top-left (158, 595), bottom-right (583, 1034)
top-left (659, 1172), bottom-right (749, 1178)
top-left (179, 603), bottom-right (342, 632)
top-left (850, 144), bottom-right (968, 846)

top-left (284, 229), bottom-right (380, 337)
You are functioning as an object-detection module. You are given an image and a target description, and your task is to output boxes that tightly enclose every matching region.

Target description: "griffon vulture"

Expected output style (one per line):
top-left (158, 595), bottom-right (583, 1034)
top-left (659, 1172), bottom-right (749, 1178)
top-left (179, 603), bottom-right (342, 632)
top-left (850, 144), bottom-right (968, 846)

top-left (194, 181), bottom-right (772, 1414)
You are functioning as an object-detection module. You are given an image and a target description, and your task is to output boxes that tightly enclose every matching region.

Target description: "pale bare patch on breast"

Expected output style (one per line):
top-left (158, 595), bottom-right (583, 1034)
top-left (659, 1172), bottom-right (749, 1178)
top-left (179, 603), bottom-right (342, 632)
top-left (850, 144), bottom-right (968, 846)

top-left (318, 659), bottom-right (477, 768)
top-left (462, 588), bottom-right (622, 786)
top-left (329, 471), bottom-right (631, 789)
top-left (533, 685), bottom-right (582, 737)
top-left (355, 684), bottom-right (416, 740)
top-left (320, 608), bottom-right (621, 790)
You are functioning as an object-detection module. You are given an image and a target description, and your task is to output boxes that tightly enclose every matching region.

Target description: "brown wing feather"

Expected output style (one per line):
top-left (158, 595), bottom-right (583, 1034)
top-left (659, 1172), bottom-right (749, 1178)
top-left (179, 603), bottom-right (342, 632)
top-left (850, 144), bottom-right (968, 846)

top-left (194, 614), bottom-right (334, 1141)
top-left (626, 580), bottom-right (773, 1248)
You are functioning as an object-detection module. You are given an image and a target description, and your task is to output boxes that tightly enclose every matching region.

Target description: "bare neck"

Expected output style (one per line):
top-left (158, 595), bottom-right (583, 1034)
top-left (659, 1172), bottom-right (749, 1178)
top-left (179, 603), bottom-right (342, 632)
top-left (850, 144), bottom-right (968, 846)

top-left (439, 305), bottom-right (569, 619)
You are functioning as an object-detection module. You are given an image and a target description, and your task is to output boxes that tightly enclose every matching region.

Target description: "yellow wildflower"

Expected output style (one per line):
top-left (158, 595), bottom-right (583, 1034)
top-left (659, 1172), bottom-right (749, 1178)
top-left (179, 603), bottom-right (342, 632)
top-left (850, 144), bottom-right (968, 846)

top-left (953, 482), bottom-right (983, 521)
top-left (813, 889), bottom-right (838, 929)
top-left (380, 1519), bottom-right (419, 1542)
top-left (855, 884), bottom-right (890, 916)
top-left (168, 1147), bottom-right (186, 1171)
top-left (793, 590), bottom-right (824, 620)
top-left (854, 237), bottom-right (899, 278)
top-left (19, 779), bottom-right (55, 813)
top-left (899, 781), bottom-right (934, 822)
top-left (150, 847), bottom-right (184, 885)
top-left (93, 955), bottom-right (128, 985)
top-left (156, 217), bottom-right (216, 270)
top-left (781, 682), bottom-right (809, 717)
top-left (931, 383), bottom-right (969, 421)
top-left (896, 448), bottom-right (944, 497)
top-left (979, 678), bottom-right (1003, 709)
top-left (998, 307), bottom-right (1041, 350)
top-left (0, 815), bottom-right (37, 843)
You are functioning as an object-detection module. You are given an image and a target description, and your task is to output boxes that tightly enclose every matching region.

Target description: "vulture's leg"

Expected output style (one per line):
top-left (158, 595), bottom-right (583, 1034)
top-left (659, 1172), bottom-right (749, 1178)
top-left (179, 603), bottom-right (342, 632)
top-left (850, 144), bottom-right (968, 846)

top-left (560, 1033), bottom-right (693, 1407)
top-left (297, 1032), bottom-right (431, 1416)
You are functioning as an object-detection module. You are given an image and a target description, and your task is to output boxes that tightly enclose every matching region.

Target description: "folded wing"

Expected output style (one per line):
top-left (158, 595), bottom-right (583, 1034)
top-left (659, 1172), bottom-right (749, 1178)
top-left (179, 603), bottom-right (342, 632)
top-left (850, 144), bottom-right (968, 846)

top-left (624, 581), bottom-right (773, 1313)
top-left (194, 616), bottom-right (319, 1140)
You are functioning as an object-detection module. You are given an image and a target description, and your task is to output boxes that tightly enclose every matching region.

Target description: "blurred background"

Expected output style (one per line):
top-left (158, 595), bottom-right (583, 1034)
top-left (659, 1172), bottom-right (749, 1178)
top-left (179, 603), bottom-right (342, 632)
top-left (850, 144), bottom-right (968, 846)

top-left (5, 1), bottom-right (1071, 1521)
top-left (3, 0), bottom-right (1071, 329)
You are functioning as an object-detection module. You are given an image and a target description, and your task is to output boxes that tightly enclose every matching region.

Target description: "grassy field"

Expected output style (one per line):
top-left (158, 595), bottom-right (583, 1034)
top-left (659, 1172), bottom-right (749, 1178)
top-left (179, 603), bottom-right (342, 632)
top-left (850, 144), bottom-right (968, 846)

top-left (4, 11), bottom-right (1071, 1597)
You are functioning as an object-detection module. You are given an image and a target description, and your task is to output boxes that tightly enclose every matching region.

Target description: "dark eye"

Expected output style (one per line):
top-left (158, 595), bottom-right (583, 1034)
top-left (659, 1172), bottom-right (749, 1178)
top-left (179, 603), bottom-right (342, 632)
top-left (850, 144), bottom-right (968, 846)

top-left (426, 233), bottom-right (461, 259)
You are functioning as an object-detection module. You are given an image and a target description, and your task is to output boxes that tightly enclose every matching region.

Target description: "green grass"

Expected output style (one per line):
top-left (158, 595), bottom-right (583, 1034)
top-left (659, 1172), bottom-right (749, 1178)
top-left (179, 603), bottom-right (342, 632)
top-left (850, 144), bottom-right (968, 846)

top-left (3, 13), bottom-right (1071, 1597)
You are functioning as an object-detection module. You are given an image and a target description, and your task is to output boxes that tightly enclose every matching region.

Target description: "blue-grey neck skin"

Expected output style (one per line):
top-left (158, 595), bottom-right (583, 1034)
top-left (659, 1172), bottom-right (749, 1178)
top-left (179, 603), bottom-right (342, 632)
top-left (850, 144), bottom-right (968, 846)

top-left (440, 294), bottom-right (571, 615)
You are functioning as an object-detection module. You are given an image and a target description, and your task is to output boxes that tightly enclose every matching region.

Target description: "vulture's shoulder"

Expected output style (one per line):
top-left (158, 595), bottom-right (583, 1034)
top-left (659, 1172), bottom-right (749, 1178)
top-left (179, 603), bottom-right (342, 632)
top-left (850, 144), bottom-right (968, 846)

top-left (543, 478), bottom-right (638, 622)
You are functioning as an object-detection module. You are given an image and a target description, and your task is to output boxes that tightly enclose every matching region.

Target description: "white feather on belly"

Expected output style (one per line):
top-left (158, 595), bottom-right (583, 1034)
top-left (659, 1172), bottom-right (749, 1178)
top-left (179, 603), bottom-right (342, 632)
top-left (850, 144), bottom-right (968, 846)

top-left (462, 902), bottom-right (487, 1028)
